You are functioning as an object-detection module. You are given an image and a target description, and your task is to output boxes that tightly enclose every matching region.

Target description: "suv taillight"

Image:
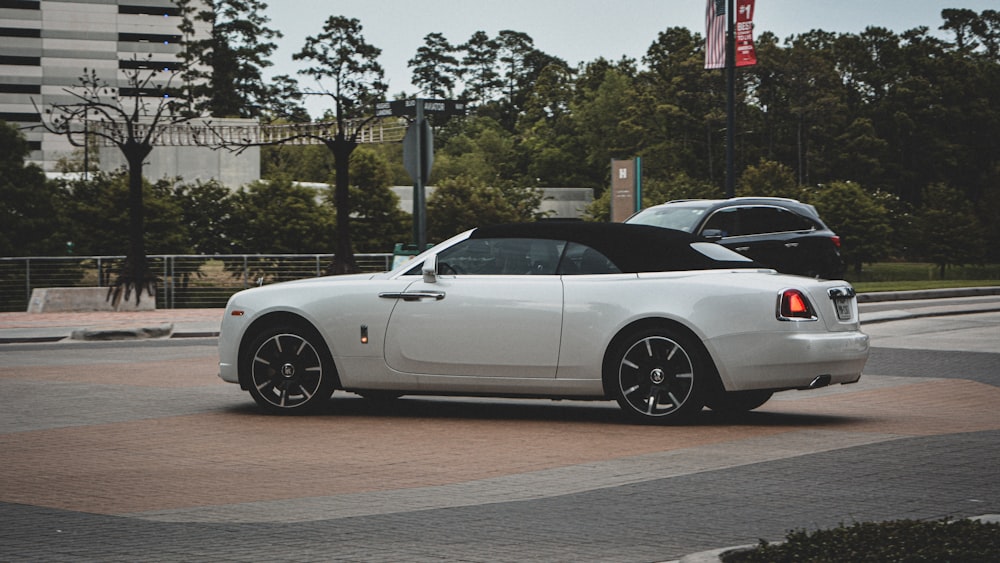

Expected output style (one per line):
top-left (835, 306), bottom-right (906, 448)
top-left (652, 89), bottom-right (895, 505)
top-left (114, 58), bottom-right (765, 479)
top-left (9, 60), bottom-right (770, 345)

top-left (777, 289), bottom-right (817, 321)
top-left (831, 235), bottom-right (841, 248)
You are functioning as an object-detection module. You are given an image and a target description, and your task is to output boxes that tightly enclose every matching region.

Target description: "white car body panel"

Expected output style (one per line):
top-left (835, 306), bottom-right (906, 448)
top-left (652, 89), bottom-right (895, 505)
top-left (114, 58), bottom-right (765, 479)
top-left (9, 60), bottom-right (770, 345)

top-left (385, 275), bottom-right (563, 378)
top-left (218, 226), bottom-right (869, 411)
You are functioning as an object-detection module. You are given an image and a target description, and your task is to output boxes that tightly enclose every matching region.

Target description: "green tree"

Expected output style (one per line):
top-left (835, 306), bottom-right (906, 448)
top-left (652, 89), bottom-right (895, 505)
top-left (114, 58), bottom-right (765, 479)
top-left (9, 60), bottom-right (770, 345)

top-left (293, 15), bottom-right (388, 272)
top-left (736, 159), bottom-right (802, 198)
top-left (570, 67), bottom-right (636, 191)
top-left (808, 181), bottom-right (892, 274)
top-left (261, 143), bottom-right (335, 183)
top-left (426, 176), bottom-right (544, 242)
top-left (636, 27), bottom-right (727, 184)
top-left (177, 0), bottom-right (303, 119)
top-left (56, 172), bottom-right (190, 256)
top-left (343, 147), bottom-right (410, 252)
top-left (0, 121), bottom-right (63, 256)
top-left (752, 31), bottom-right (849, 187)
top-left (914, 183), bottom-right (986, 278)
top-left (173, 179), bottom-right (238, 254)
top-left (515, 62), bottom-right (586, 187)
top-left (460, 31), bottom-right (502, 105)
top-left (409, 32), bottom-right (462, 98)
top-left (432, 116), bottom-right (518, 185)
top-left (229, 178), bottom-right (333, 253)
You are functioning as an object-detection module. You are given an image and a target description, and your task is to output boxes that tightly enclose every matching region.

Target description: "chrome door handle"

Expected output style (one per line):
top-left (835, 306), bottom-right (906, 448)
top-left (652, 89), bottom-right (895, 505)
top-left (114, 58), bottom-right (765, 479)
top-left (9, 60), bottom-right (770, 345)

top-left (784, 242), bottom-right (800, 248)
top-left (378, 291), bottom-right (445, 301)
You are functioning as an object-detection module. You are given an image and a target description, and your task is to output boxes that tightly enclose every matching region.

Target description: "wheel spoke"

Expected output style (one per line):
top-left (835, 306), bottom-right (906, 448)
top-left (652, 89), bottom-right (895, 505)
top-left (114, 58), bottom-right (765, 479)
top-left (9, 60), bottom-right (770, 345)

top-left (646, 391), bottom-right (658, 414)
top-left (616, 333), bottom-right (698, 421)
top-left (248, 332), bottom-right (328, 411)
top-left (667, 391), bottom-right (681, 407)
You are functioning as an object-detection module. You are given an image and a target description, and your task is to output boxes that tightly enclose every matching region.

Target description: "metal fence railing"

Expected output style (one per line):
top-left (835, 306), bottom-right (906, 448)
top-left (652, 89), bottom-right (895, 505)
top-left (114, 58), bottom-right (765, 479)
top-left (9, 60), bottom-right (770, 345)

top-left (0, 253), bottom-right (394, 312)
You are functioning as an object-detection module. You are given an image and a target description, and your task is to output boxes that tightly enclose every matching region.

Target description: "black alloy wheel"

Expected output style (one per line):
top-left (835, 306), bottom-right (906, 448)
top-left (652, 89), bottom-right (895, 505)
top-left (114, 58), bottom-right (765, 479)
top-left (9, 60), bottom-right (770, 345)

top-left (244, 325), bottom-right (336, 414)
top-left (609, 327), bottom-right (707, 423)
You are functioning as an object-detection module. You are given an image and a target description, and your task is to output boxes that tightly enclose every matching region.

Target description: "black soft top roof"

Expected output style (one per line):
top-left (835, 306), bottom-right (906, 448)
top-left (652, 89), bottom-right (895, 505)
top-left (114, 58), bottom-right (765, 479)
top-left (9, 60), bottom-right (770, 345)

top-left (471, 222), bottom-right (759, 273)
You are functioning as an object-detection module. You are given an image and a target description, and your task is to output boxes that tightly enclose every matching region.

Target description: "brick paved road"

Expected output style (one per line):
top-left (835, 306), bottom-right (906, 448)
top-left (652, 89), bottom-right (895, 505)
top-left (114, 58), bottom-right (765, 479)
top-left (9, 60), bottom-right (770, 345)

top-left (0, 331), bottom-right (997, 562)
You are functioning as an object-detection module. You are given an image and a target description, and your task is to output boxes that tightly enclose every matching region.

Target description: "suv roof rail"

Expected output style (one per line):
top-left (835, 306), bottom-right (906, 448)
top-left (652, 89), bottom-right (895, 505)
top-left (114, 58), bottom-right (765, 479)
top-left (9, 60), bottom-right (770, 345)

top-left (662, 196), bottom-right (804, 205)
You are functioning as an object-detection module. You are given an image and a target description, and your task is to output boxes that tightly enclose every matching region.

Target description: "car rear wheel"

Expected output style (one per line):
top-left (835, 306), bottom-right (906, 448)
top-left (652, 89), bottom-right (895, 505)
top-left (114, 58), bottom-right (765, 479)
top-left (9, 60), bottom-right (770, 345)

top-left (705, 390), bottom-right (773, 413)
top-left (244, 325), bottom-right (336, 414)
top-left (608, 327), bottom-right (707, 423)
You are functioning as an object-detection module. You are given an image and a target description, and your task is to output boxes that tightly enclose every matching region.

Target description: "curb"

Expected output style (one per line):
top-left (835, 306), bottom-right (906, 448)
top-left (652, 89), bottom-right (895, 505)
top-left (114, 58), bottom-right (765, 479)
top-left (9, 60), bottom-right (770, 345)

top-left (70, 323), bottom-right (174, 341)
top-left (856, 286), bottom-right (1000, 302)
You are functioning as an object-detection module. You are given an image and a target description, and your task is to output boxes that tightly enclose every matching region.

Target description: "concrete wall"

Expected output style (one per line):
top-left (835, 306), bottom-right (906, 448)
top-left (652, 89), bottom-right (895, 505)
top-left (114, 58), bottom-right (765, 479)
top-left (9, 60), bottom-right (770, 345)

top-left (99, 139), bottom-right (261, 188)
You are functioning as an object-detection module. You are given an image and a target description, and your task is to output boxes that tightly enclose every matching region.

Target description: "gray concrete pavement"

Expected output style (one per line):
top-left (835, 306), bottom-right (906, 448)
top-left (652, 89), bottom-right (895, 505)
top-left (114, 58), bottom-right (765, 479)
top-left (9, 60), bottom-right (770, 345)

top-left (0, 289), bottom-right (997, 562)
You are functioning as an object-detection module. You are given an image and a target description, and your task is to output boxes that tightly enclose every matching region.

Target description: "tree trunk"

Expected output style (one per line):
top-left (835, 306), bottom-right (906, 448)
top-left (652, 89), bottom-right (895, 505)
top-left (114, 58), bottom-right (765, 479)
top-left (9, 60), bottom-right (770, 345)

top-left (327, 136), bottom-right (357, 274)
top-left (109, 142), bottom-right (155, 306)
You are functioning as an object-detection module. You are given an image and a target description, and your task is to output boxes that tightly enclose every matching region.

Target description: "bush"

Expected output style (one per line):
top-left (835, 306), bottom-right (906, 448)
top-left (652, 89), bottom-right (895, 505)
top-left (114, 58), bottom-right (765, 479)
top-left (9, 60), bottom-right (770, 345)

top-left (723, 518), bottom-right (1000, 562)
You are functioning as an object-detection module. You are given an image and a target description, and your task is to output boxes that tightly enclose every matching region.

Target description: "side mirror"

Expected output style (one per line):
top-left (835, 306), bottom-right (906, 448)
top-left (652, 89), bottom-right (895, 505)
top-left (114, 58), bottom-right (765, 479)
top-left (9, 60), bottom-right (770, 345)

top-left (422, 254), bottom-right (438, 283)
top-left (701, 228), bottom-right (725, 240)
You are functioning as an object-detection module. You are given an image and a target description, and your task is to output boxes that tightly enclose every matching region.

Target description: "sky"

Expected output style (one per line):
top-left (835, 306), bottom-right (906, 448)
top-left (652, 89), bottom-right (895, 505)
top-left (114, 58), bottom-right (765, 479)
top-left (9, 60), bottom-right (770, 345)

top-left (262, 0), bottom-right (997, 117)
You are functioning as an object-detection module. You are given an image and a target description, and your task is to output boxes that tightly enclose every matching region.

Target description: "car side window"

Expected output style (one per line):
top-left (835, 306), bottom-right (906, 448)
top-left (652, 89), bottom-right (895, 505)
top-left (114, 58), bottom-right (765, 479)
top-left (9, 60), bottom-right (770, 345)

top-left (557, 242), bottom-right (622, 275)
top-left (740, 206), bottom-right (817, 235)
top-left (435, 238), bottom-right (566, 275)
top-left (702, 208), bottom-right (741, 237)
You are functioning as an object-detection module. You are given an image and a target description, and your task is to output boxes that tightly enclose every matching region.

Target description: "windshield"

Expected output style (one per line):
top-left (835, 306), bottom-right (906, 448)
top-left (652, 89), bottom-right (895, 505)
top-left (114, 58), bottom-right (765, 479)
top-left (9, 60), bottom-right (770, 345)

top-left (626, 205), bottom-right (708, 233)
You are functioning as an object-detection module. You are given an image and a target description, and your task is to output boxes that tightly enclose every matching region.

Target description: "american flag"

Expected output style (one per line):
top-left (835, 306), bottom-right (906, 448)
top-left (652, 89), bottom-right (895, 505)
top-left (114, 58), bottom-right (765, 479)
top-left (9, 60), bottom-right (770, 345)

top-left (705, 0), bottom-right (726, 69)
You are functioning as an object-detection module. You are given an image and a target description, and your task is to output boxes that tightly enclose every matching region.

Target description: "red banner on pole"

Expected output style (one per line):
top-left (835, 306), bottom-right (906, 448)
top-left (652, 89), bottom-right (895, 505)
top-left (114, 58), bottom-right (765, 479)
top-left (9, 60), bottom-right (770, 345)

top-left (735, 0), bottom-right (756, 67)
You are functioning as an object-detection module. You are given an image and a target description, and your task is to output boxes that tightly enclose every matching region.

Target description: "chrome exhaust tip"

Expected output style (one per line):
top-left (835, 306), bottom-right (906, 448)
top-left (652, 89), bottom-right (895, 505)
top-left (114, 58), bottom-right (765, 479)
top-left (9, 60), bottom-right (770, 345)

top-left (809, 375), bottom-right (832, 389)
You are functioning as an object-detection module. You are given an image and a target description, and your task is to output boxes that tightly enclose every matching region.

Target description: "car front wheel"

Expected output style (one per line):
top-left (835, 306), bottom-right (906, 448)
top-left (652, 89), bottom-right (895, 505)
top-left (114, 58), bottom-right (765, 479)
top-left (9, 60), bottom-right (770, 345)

top-left (608, 327), bottom-right (707, 423)
top-left (244, 325), bottom-right (336, 414)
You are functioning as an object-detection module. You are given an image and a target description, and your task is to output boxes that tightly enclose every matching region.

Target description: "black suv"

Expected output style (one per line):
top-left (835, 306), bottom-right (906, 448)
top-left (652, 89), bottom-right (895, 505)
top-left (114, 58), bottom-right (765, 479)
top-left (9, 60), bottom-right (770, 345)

top-left (625, 197), bottom-right (846, 279)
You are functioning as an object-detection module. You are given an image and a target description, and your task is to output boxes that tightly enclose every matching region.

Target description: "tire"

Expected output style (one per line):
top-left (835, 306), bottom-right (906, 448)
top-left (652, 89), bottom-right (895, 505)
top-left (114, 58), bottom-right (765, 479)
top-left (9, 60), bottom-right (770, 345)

top-left (243, 324), bottom-right (336, 414)
top-left (606, 326), bottom-right (708, 423)
top-left (705, 390), bottom-right (773, 413)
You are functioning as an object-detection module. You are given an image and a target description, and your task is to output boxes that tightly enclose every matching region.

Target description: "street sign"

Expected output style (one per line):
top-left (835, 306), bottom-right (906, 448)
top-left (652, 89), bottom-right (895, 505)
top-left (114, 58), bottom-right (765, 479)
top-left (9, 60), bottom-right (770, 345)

top-left (403, 120), bottom-right (433, 184)
top-left (610, 158), bottom-right (641, 223)
top-left (377, 98), bottom-right (465, 250)
top-left (375, 99), bottom-right (467, 118)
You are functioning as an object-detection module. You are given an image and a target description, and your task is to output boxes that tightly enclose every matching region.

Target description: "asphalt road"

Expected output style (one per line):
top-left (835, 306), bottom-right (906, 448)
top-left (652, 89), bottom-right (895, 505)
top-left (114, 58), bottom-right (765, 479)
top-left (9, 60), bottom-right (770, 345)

top-left (0, 309), bottom-right (997, 562)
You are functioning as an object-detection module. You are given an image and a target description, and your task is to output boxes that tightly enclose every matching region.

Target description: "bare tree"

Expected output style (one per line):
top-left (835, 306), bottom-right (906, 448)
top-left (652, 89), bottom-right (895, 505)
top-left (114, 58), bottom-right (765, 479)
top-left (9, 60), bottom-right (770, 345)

top-left (34, 59), bottom-right (192, 305)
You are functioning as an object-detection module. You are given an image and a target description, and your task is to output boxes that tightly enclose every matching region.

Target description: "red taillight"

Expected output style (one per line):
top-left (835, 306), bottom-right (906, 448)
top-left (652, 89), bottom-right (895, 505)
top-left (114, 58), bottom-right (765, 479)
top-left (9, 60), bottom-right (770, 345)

top-left (778, 289), bottom-right (816, 321)
top-left (831, 235), bottom-right (841, 248)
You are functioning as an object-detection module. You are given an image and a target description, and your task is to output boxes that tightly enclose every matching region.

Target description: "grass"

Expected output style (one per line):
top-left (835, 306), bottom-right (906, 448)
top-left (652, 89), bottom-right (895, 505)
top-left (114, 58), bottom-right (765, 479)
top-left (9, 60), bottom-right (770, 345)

top-left (844, 262), bottom-right (1000, 293)
top-left (851, 279), bottom-right (1000, 293)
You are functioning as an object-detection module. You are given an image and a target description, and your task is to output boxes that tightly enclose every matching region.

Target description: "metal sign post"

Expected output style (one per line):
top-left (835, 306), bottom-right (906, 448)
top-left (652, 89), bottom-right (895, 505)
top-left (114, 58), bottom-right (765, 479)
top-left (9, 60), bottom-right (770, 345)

top-left (380, 98), bottom-right (466, 248)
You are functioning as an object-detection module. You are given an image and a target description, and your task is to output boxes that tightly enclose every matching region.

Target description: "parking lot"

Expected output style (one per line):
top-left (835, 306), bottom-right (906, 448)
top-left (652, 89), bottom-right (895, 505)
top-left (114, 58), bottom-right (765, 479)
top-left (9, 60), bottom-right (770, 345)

top-left (0, 302), bottom-right (997, 562)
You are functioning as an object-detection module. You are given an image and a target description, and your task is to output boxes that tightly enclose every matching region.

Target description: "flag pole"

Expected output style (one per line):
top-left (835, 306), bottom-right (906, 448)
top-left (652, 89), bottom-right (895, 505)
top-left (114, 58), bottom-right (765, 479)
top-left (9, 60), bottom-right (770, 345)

top-left (725, 0), bottom-right (736, 198)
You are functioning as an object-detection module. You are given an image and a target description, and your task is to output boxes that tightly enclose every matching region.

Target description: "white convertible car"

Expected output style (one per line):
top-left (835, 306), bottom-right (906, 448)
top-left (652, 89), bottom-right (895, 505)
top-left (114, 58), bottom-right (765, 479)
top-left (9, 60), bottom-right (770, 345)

top-left (218, 222), bottom-right (869, 423)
